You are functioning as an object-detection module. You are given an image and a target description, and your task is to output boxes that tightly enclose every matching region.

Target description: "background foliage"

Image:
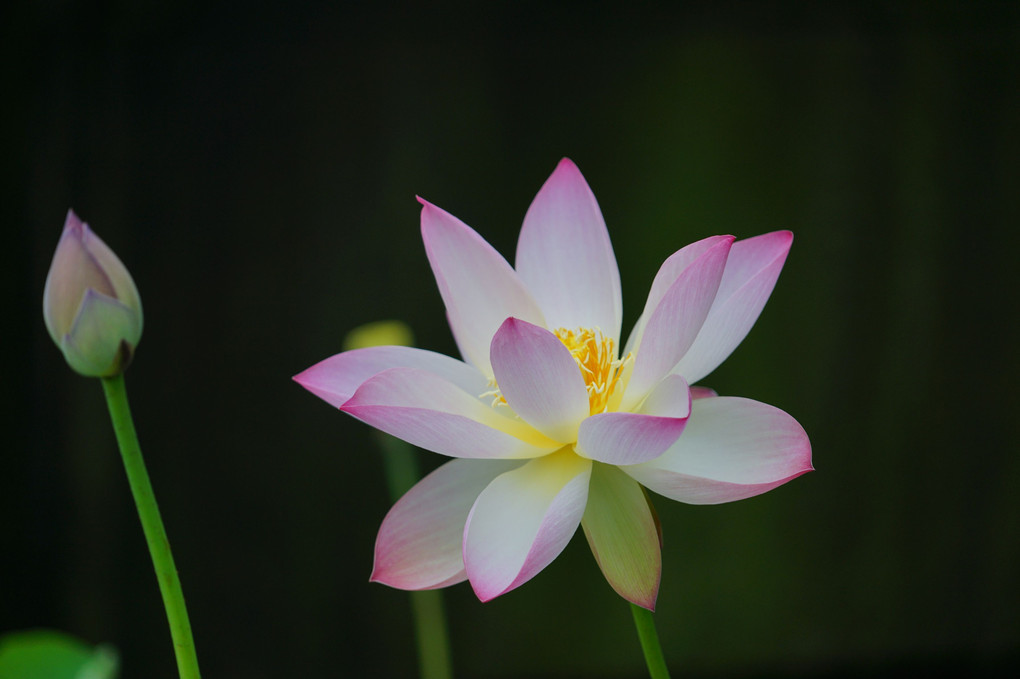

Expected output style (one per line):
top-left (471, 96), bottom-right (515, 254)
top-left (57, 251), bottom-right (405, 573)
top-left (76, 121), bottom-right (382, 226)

top-left (3, 2), bottom-right (1018, 677)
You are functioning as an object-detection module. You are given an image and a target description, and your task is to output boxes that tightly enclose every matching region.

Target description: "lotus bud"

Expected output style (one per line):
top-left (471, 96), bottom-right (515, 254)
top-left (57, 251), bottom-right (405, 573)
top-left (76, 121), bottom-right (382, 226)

top-left (43, 210), bottom-right (143, 377)
top-left (343, 320), bottom-right (414, 351)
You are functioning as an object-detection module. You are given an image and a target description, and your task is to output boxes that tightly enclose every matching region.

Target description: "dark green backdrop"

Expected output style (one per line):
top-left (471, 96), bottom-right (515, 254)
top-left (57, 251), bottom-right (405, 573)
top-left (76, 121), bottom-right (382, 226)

top-left (4, 2), bottom-right (1018, 677)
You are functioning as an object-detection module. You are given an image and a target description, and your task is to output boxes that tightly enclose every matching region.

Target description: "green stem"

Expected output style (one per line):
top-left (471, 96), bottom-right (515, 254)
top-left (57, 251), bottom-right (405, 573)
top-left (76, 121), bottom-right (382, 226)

top-left (409, 589), bottom-right (452, 679)
top-left (376, 433), bottom-right (454, 679)
top-left (101, 374), bottom-right (201, 679)
top-left (631, 603), bottom-right (671, 679)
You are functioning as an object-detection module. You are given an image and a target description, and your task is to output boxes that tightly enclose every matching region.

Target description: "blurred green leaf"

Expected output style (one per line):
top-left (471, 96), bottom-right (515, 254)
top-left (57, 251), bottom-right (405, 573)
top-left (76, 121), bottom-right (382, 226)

top-left (0, 630), bottom-right (118, 679)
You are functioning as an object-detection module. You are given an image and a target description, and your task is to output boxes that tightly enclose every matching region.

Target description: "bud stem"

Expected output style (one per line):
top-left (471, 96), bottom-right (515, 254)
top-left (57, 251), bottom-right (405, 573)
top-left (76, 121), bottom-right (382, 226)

top-left (631, 603), bottom-right (671, 679)
top-left (375, 432), bottom-right (454, 679)
top-left (101, 374), bottom-right (201, 679)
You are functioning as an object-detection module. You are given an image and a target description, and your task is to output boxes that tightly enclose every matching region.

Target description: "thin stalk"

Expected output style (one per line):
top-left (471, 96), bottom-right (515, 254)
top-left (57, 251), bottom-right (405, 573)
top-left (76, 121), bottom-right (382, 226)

top-left (101, 374), bottom-right (200, 679)
top-left (409, 589), bottom-right (452, 679)
top-left (631, 603), bottom-right (671, 679)
top-left (376, 433), bottom-right (454, 679)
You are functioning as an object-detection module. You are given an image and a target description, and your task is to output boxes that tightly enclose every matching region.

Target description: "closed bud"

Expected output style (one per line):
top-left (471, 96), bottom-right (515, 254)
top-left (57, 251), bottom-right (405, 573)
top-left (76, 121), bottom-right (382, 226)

top-left (43, 210), bottom-right (143, 377)
top-left (343, 320), bottom-right (415, 351)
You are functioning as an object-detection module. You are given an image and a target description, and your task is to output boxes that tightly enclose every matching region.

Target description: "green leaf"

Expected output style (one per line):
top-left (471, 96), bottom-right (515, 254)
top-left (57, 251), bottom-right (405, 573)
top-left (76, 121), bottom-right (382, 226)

top-left (0, 629), bottom-right (118, 679)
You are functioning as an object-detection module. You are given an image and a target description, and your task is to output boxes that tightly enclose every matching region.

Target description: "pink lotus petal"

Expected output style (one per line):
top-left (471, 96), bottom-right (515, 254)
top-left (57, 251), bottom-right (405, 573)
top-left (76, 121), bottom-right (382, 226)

top-left (672, 231), bottom-right (793, 384)
top-left (690, 386), bottom-right (718, 400)
top-left (621, 310), bottom-right (645, 360)
top-left (581, 463), bottom-right (661, 610)
top-left (293, 345), bottom-right (489, 409)
top-left (464, 450), bottom-right (592, 601)
top-left (489, 318), bottom-right (590, 443)
top-left (371, 458), bottom-right (523, 590)
top-left (622, 396), bottom-right (813, 505)
top-left (44, 212), bottom-right (117, 341)
top-left (635, 373), bottom-right (693, 418)
top-left (575, 375), bottom-right (691, 465)
top-left (420, 198), bottom-right (546, 376)
top-left (622, 236), bottom-right (734, 358)
top-left (514, 159), bottom-right (622, 340)
top-left (623, 237), bottom-right (733, 409)
top-left (342, 367), bottom-right (559, 459)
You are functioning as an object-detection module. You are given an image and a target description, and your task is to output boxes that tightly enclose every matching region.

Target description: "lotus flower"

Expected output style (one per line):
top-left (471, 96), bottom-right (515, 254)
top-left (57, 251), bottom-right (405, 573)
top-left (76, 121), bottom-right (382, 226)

top-left (295, 159), bottom-right (811, 609)
top-left (43, 210), bottom-right (143, 377)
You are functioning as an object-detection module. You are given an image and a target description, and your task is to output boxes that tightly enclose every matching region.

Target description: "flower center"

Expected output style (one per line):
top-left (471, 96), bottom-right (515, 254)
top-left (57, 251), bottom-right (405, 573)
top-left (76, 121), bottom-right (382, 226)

top-left (554, 327), bottom-right (630, 415)
top-left (482, 326), bottom-right (632, 415)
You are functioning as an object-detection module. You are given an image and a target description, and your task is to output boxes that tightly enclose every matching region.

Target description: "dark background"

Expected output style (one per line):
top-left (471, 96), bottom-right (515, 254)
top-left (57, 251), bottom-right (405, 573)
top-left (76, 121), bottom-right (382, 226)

top-left (3, 2), bottom-right (1018, 677)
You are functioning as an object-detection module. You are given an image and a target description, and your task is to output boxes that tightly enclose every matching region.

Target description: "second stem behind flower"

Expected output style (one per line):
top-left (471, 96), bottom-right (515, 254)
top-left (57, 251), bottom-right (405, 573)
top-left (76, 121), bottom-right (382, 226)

top-left (376, 432), bottom-right (453, 679)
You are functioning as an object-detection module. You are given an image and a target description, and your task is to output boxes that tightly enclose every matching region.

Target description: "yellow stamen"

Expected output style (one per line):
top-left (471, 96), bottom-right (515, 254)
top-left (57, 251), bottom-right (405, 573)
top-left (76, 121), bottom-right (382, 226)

top-left (554, 327), bottom-right (631, 415)
top-left (481, 380), bottom-right (509, 408)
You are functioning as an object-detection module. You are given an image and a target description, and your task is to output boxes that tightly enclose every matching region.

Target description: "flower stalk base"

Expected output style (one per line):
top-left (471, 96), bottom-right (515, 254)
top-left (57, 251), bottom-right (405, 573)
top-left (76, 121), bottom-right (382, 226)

top-left (631, 603), bottom-right (670, 679)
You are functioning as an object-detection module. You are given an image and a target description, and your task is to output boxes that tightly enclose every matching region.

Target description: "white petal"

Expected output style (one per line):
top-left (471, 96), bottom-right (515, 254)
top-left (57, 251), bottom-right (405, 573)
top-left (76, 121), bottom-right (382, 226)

top-left (515, 159), bottom-right (622, 340)
top-left (420, 198), bottom-right (545, 376)
top-left (575, 375), bottom-right (691, 465)
top-left (623, 396), bottom-right (812, 504)
top-left (464, 449), bottom-right (591, 601)
top-left (342, 367), bottom-right (559, 459)
top-left (672, 231), bottom-right (793, 384)
top-left (293, 346), bottom-right (488, 409)
top-left (622, 236), bottom-right (733, 358)
top-left (489, 318), bottom-right (590, 442)
top-left (623, 237), bottom-right (733, 409)
top-left (371, 458), bottom-right (523, 590)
